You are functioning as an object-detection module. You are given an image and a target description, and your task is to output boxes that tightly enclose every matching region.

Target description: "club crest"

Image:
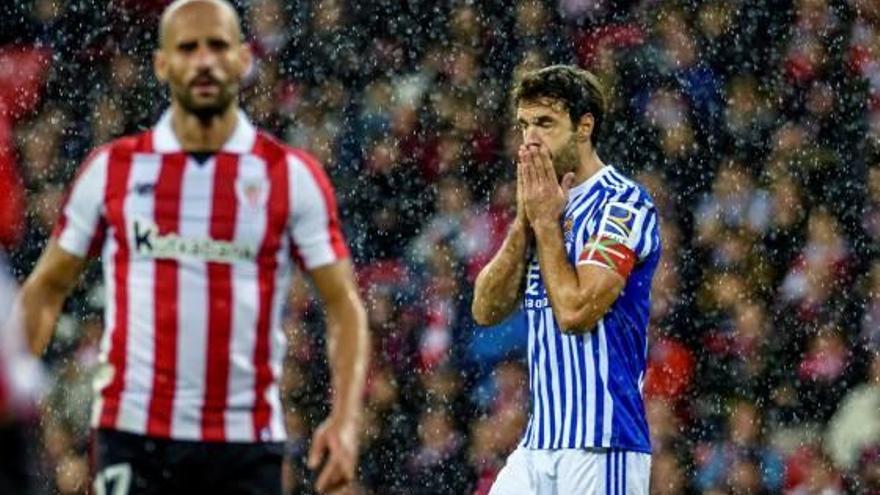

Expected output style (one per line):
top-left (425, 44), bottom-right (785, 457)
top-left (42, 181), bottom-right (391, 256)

top-left (563, 217), bottom-right (574, 244)
top-left (235, 178), bottom-right (268, 209)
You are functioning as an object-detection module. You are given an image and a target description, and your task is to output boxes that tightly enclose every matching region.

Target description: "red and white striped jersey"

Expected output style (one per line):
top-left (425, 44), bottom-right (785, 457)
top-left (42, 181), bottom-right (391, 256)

top-left (53, 110), bottom-right (349, 443)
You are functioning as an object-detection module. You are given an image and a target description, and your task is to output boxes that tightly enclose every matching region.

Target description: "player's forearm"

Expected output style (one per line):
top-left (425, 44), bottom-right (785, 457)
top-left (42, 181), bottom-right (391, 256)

top-left (472, 219), bottom-right (530, 325)
top-left (532, 221), bottom-right (606, 333)
top-left (19, 277), bottom-right (68, 355)
top-left (324, 291), bottom-right (369, 423)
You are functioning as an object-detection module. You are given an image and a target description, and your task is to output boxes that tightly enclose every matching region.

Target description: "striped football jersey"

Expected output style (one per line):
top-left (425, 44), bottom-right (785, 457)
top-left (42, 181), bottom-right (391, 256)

top-left (521, 165), bottom-right (660, 452)
top-left (53, 110), bottom-right (348, 442)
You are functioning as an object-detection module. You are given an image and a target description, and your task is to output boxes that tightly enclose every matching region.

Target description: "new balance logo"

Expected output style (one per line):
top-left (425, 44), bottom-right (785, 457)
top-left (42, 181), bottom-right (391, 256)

top-left (133, 183), bottom-right (155, 195)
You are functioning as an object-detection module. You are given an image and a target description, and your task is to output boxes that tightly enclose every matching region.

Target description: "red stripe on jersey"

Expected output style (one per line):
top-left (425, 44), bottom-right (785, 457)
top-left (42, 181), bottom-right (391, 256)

top-left (251, 133), bottom-right (288, 440)
top-left (97, 138), bottom-right (139, 429)
top-left (86, 218), bottom-right (108, 258)
top-left (289, 149), bottom-right (349, 260)
top-left (201, 153), bottom-right (240, 441)
top-left (146, 152), bottom-right (186, 437)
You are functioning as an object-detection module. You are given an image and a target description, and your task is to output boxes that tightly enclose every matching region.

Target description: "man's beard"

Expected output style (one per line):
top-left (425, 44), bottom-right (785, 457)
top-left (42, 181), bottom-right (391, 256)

top-left (172, 81), bottom-right (237, 122)
top-left (551, 137), bottom-right (580, 178)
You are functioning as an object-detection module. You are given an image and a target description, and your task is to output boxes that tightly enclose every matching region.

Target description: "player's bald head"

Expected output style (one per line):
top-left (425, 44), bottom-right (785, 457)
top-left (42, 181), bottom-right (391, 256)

top-left (158, 0), bottom-right (242, 49)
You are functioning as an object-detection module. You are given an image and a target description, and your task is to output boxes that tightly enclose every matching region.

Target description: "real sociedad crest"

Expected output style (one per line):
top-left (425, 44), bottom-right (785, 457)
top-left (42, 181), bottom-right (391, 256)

top-left (563, 216), bottom-right (574, 244)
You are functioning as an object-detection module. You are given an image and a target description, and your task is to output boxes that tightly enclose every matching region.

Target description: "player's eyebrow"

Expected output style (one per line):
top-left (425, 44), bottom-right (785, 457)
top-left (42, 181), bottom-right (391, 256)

top-left (177, 40), bottom-right (198, 50)
top-left (516, 116), bottom-right (556, 127)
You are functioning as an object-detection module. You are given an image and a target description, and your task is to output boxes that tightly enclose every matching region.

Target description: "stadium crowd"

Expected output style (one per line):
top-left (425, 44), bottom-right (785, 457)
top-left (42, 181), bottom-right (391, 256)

top-left (1, 0), bottom-right (880, 493)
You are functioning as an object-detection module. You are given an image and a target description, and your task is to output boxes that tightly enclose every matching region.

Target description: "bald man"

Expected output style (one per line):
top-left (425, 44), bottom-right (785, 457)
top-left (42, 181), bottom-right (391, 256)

top-left (19, 1), bottom-right (368, 493)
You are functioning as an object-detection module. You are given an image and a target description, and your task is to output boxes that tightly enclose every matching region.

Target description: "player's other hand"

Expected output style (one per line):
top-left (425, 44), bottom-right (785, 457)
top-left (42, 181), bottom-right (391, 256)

top-left (515, 148), bottom-right (529, 228)
top-left (307, 415), bottom-right (359, 494)
top-left (519, 143), bottom-right (575, 229)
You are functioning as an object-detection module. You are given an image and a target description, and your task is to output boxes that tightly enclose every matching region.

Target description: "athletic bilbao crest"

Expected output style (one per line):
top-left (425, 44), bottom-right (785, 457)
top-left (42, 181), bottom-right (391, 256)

top-left (235, 178), bottom-right (268, 209)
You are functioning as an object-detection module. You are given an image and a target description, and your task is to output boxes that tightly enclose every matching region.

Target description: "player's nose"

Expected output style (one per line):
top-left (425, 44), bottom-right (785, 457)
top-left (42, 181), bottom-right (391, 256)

top-left (193, 44), bottom-right (218, 68)
top-left (523, 132), bottom-right (544, 146)
top-left (523, 128), bottom-right (543, 147)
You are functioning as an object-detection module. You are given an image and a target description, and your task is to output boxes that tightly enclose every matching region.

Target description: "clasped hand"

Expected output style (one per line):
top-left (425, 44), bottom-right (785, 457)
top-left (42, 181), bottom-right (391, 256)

top-left (517, 143), bottom-right (575, 229)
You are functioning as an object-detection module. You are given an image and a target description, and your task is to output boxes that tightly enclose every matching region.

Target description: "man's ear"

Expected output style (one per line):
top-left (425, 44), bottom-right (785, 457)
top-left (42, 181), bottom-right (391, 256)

top-left (576, 114), bottom-right (594, 142)
top-left (237, 42), bottom-right (254, 78)
top-left (153, 49), bottom-right (168, 82)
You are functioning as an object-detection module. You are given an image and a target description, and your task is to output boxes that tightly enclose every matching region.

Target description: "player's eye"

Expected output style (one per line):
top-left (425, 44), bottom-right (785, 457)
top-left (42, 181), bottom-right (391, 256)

top-left (177, 42), bottom-right (198, 53)
top-left (208, 39), bottom-right (230, 51)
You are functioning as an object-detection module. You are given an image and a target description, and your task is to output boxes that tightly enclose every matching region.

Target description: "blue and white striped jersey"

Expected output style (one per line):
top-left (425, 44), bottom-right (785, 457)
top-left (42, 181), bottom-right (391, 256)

top-left (520, 165), bottom-right (661, 453)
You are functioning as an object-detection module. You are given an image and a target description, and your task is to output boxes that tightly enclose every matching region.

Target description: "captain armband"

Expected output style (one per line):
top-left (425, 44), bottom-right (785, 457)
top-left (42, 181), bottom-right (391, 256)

top-left (577, 236), bottom-right (637, 279)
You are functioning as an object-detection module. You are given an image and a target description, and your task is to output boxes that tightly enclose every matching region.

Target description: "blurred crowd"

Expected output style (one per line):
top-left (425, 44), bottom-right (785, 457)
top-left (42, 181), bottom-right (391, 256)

top-left (1, 0), bottom-right (880, 493)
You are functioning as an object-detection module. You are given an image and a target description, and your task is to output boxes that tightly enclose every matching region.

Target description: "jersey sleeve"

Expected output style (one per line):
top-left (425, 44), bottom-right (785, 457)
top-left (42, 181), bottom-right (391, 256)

top-left (577, 200), bottom-right (659, 279)
top-left (287, 151), bottom-right (350, 270)
top-left (52, 149), bottom-right (110, 258)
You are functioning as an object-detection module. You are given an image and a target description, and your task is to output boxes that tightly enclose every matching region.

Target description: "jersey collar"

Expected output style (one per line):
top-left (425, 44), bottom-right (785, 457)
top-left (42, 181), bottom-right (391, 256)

top-left (568, 165), bottom-right (612, 198)
top-left (153, 108), bottom-right (257, 154)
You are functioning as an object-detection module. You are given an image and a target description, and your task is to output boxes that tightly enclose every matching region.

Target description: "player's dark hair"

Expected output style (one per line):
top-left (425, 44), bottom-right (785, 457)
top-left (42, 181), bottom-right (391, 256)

top-left (511, 65), bottom-right (607, 146)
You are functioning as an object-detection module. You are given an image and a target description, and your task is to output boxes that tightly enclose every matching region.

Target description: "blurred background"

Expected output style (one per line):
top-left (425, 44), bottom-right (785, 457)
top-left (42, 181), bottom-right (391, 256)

top-left (0, 0), bottom-right (879, 493)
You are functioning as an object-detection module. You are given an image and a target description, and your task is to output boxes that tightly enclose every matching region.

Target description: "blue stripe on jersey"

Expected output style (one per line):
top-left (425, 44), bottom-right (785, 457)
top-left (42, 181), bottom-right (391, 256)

top-left (596, 321), bottom-right (612, 445)
top-left (541, 309), bottom-right (554, 446)
top-left (544, 308), bottom-right (562, 448)
top-left (551, 316), bottom-right (566, 448)
top-left (531, 310), bottom-right (545, 446)
top-left (523, 311), bottom-right (535, 444)
top-left (633, 210), bottom-right (655, 257)
top-left (520, 165), bottom-right (660, 453)
top-left (606, 450), bottom-right (612, 495)
top-left (566, 336), bottom-right (577, 447)
top-left (565, 186), bottom-right (604, 219)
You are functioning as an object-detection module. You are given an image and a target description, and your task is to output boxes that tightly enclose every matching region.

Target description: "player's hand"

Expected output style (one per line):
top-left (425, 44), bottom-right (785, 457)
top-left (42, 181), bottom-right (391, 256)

top-left (307, 415), bottom-right (359, 494)
top-left (515, 149), bottom-right (529, 228)
top-left (520, 143), bottom-right (575, 229)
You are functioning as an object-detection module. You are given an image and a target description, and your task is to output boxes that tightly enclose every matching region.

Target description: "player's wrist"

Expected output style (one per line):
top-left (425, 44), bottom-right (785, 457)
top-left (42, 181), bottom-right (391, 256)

top-left (329, 403), bottom-right (363, 426)
top-left (531, 217), bottom-right (560, 236)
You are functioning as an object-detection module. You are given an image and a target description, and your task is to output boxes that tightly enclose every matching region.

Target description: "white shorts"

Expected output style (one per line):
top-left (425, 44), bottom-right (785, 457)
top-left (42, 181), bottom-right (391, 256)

top-left (489, 446), bottom-right (651, 495)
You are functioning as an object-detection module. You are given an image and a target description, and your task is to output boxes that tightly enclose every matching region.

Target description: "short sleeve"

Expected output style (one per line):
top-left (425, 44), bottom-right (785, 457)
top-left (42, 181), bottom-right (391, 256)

top-left (52, 149), bottom-right (110, 258)
top-left (287, 151), bottom-right (349, 270)
top-left (577, 200), bottom-right (659, 278)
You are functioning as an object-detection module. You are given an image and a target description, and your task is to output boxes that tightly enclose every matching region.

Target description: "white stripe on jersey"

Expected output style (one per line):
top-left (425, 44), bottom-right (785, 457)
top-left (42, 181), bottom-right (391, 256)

top-left (91, 155), bottom-right (116, 427)
top-left (116, 153), bottom-right (162, 434)
top-left (170, 156), bottom-right (213, 440)
top-left (268, 253), bottom-right (290, 440)
top-left (288, 154), bottom-right (340, 269)
top-left (56, 151), bottom-right (109, 256)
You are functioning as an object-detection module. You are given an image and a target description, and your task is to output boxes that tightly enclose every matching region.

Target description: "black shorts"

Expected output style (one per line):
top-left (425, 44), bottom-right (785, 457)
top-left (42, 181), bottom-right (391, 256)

top-left (0, 422), bottom-right (32, 495)
top-left (92, 428), bottom-right (284, 495)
